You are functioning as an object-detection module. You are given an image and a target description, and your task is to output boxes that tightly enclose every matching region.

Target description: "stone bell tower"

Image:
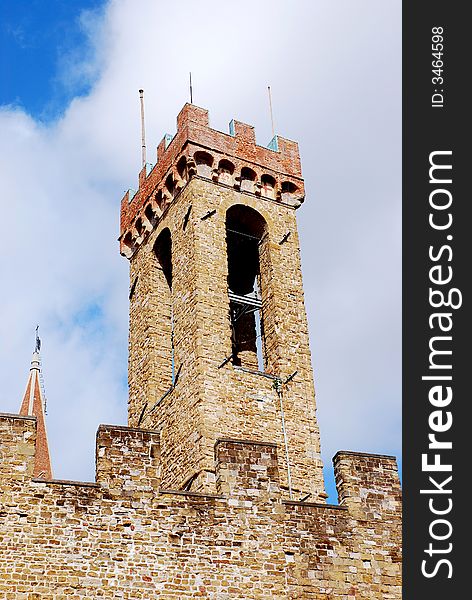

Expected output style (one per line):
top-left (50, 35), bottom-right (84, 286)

top-left (119, 104), bottom-right (326, 501)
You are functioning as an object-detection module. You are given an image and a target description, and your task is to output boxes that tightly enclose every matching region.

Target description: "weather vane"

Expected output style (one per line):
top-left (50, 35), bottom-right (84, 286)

top-left (35, 325), bottom-right (41, 353)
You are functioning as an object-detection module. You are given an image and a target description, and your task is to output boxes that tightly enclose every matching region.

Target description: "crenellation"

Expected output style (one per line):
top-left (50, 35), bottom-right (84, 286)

top-left (95, 425), bottom-right (161, 496)
top-left (0, 413), bottom-right (37, 480)
top-left (334, 451), bottom-right (402, 521)
top-left (0, 435), bottom-right (401, 597)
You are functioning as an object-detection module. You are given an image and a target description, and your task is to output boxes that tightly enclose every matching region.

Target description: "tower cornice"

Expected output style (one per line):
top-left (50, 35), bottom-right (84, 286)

top-left (119, 104), bottom-right (305, 259)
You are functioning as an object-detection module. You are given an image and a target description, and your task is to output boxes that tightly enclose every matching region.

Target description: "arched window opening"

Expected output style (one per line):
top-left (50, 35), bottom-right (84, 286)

top-left (218, 159), bottom-right (235, 185)
top-left (226, 205), bottom-right (267, 371)
top-left (194, 151), bottom-right (213, 178)
top-left (241, 167), bottom-right (256, 181)
top-left (261, 174), bottom-right (276, 199)
top-left (154, 228), bottom-right (175, 384)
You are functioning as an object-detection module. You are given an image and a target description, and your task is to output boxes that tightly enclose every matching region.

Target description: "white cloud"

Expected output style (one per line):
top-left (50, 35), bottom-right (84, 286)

top-left (0, 0), bottom-right (401, 492)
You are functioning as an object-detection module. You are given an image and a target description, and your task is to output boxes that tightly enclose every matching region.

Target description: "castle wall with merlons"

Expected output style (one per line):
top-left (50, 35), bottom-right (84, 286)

top-left (0, 414), bottom-right (401, 599)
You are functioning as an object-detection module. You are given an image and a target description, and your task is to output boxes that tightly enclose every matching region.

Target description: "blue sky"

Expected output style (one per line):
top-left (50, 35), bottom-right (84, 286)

top-left (0, 0), bottom-right (401, 505)
top-left (0, 0), bottom-right (105, 118)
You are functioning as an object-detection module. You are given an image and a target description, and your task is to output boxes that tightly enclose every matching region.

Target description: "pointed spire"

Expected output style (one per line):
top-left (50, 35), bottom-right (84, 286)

top-left (19, 327), bottom-right (52, 479)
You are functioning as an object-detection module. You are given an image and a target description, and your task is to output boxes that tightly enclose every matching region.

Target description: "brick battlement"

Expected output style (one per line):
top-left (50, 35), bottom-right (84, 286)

top-left (119, 104), bottom-right (305, 258)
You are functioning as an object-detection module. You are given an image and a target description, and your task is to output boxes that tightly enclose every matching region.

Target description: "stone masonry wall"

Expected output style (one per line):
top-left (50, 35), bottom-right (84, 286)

top-left (128, 177), bottom-right (325, 501)
top-left (123, 105), bottom-right (325, 500)
top-left (0, 414), bottom-right (402, 599)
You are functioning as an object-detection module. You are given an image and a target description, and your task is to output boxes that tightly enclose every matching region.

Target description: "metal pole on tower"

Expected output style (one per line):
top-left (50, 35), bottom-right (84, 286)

top-left (139, 89), bottom-right (147, 168)
top-left (268, 85), bottom-right (275, 139)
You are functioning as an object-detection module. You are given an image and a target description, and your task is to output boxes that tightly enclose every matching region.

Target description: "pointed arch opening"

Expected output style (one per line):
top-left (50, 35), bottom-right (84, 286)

top-left (154, 228), bottom-right (175, 385)
top-left (225, 204), bottom-right (268, 371)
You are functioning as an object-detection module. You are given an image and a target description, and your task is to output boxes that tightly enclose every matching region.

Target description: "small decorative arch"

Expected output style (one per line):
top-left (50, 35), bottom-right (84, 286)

top-left (135, 217), bottom-right (144, 237)
top-left (121, 231), bottom-right (135, 257)
top-left (155, 189), bottom-right (166, 211)
top-left (165, 173), bottom-right (176, 199)
top-left (261, 174), bottom-right (276, 199)
top-left (282, 181), bottom-right (297, 194)
top-left (194, 151), bottom-right (213, 178)
top-left (218, 159), bottom-right (234, 174)
top-left (218, 159), bottom-right (235, 185)
top-left (144, 203), bottom-right (158, 226)
top-left (124, 230), bottom-right (133, 244)
top-left (240, 167), bottom-right (257, 193)
top-left (281, 181), bottom-right (299, 203)
top-left (177, 155), bottom-right (188, 182)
